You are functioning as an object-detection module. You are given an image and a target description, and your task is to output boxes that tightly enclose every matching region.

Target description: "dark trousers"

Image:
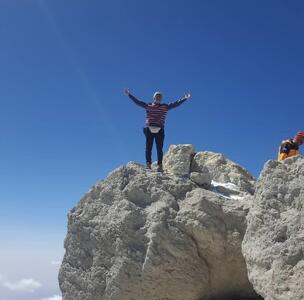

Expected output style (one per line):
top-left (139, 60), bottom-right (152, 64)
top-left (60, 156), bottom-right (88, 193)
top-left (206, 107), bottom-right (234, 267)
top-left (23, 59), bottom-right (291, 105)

top-left (143, 127), bottom-right (165, 165)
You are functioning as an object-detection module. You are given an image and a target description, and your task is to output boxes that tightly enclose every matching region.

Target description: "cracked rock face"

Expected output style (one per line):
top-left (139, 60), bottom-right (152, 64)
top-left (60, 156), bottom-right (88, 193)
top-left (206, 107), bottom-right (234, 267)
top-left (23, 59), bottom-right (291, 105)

top-left (191, 152), bottom-right (256, 195)
top-left (242, 156), bottom-right (304, 300)
top-left (59, 145), bottom-right (260, 300)
top-left (163, 144), bottom-right (196, 176)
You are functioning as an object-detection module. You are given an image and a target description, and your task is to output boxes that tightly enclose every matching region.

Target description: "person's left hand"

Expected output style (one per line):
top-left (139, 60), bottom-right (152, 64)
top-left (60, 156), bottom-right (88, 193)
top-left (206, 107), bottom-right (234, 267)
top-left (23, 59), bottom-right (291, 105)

top-left (184, 92), bottom-right (192, 99)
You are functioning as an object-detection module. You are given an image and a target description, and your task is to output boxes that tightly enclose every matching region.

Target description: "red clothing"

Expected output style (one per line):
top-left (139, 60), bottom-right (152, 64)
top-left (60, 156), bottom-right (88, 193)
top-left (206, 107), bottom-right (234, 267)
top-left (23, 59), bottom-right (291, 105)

top-left (128, 94), bottom-right (187, 128)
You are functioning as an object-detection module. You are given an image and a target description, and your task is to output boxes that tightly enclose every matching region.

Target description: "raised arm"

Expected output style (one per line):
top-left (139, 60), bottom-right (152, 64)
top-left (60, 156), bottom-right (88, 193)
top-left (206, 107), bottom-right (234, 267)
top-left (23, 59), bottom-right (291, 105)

top-left (124, 88), bottom-right (147, 109)
top-left (167, 92), bottom-right (191, 110)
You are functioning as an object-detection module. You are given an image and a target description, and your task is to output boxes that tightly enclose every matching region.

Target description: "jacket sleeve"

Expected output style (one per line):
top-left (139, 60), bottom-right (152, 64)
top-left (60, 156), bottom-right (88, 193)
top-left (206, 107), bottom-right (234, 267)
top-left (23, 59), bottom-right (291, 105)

top-left (128, 93), bottom-right (147, 109)
top-left (167, 97), bottom-right (188, 110)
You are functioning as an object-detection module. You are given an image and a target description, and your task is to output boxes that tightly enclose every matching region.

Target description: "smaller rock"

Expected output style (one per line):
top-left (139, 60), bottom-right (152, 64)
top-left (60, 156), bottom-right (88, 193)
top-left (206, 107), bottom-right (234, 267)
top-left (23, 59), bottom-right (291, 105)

top-left (163, 144), bottom-right (195, 176)
top-left (191, 151), bottom-right (255, 194)
top-left (190, 171), bottom-right (211, 189)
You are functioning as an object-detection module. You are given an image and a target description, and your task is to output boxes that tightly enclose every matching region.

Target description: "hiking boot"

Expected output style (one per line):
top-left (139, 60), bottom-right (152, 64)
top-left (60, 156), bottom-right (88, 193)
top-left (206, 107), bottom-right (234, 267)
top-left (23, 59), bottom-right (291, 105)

top-left (146, 163), bottom-right (151, 170)
top-left (157, 164), bottom-right (163, 172)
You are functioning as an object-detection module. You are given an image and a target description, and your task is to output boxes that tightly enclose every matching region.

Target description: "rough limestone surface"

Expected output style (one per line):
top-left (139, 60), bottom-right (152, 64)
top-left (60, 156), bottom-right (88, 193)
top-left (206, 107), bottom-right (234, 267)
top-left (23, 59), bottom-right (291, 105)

top-left (163, 144), bottom-right (195, 176)
top-left (191, 152), bottom-right (256, 195)
top-left (59, 145), bottom-right (261, 300)
top-left (242, 156), bottom-right (304, 300)
top-left (190, 171), bottom-right (211, 189)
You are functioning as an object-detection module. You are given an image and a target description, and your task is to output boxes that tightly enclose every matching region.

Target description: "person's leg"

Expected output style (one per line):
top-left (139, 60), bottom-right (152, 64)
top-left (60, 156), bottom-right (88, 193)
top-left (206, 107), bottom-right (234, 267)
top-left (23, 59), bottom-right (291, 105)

top-left (144, 127), bottom-right (154, 168)
top-left (155, 128), bottom-right (165, 170)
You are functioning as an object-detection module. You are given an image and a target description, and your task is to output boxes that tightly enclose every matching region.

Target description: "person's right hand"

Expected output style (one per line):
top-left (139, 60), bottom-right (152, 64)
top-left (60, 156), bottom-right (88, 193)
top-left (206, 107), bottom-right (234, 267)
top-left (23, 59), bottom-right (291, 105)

top-left (124, 88), bottom-right (130, 96)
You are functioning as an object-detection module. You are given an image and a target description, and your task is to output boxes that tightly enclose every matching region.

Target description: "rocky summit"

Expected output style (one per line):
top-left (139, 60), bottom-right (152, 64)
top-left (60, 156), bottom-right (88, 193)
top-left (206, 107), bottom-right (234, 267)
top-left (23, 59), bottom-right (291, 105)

top-left (59, 144), bottom-right (304, 300)
top-left (242, 155), bottom-right (304, 300)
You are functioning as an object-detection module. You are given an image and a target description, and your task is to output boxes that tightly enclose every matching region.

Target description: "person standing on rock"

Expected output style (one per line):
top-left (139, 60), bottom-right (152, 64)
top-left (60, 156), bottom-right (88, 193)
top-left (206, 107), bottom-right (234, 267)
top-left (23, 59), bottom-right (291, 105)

top-left (278, 131), bottom-right (304, 161)
top-left (124, 88), bottom-right (191, 172)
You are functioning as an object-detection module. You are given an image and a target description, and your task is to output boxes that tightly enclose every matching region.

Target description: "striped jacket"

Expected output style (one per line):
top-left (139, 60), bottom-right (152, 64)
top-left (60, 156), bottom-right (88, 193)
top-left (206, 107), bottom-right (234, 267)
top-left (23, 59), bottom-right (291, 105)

top-left (128, 94), bottom-right (188, 128)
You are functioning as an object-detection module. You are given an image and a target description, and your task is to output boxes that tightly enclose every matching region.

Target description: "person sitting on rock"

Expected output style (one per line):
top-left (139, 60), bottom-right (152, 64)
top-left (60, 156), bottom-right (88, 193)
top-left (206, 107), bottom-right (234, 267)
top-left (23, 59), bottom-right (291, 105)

top-left (278, 131), bottom-right (304, 161)
top-left (124, 88), bottom-right (191, 172)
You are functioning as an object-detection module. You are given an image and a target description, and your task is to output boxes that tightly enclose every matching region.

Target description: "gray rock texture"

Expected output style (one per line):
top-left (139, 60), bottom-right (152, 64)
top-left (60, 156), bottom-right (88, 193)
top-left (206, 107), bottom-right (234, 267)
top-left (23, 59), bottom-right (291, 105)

top-left (59, 145), bottom-right (260, 300)
top-left (163, 144), bottom-right (196, 176)
top-left (242, 156), bottom-right (304, 300)
top-left (191, 152), bottom-right (256, 195)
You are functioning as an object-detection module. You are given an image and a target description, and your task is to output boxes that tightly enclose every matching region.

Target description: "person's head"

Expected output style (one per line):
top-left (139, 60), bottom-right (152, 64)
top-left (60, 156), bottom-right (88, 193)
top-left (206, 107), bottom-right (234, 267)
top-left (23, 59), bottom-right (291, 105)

top-left (153, 91), bottom-right (162, 103)
top-left (294, 131), bottom-right (304, 145)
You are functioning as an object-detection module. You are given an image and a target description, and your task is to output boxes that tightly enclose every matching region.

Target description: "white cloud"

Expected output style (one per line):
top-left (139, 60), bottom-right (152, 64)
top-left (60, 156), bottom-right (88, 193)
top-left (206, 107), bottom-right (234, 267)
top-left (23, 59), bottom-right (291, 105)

top-left (41, 295), bottom-right (62, 300)
top-left (51, 261), bottom-right (61, 266)
top-left (0, 276), bottom-right (41, 292)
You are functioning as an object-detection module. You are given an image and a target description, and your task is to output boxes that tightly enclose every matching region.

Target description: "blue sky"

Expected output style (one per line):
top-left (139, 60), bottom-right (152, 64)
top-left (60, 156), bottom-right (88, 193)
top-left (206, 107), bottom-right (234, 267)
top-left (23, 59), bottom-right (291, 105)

top-left (1, 0), bottom-right (304, 299)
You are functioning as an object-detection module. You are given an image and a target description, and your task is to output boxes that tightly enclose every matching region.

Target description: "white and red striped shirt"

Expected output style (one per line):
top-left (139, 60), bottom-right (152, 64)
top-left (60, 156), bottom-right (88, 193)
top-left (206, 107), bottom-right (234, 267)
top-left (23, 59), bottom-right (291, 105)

top-left (129, 94), bottom-right (187, 128)
top-left (145, 103), bottom-right (169, 127)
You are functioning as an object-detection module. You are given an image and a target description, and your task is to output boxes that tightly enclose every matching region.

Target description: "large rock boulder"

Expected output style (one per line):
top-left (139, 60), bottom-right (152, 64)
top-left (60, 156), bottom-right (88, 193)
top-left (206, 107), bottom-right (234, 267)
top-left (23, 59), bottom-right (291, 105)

top-left (242, 156), bottom-right (304, 300)
top-left (59, 145), bottom-right (261, 300)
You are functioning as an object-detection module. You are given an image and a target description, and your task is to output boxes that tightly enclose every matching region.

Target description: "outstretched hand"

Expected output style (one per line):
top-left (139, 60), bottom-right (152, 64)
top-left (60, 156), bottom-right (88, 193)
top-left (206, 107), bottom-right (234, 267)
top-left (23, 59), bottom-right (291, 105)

top-left (184, 92), bottom-right (192, 99)
top-left (124, 88), bottom-right (130, 96)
